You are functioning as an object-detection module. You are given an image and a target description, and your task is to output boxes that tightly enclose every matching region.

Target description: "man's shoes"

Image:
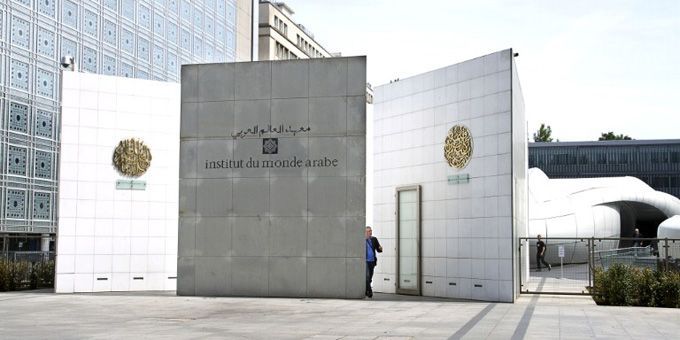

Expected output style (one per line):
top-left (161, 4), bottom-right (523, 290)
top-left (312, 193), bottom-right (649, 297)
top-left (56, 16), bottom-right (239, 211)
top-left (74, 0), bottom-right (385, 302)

top-left (367, 290), bottom-right (373, 298)
top-left (548, 264), bottom-right (552, 271)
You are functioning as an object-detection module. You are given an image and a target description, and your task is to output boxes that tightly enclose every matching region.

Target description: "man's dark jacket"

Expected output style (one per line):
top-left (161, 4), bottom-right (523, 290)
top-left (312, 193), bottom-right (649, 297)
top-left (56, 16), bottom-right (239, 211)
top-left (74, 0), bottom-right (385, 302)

top-left (368, 236), bottom-right (383, 264)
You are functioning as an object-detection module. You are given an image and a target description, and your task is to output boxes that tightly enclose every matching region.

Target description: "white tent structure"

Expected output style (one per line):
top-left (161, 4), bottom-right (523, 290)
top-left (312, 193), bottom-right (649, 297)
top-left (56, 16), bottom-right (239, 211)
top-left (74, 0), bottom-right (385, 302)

top-left (659, 216), bottom-right (680, 258)
top-left (528, 168), bottom-right (680, 263)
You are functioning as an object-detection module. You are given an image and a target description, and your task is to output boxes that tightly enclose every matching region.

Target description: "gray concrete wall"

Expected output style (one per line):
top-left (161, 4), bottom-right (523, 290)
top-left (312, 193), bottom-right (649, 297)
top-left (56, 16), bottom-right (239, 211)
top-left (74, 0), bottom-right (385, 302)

top-left (178, 57), bottom-right (367, 298)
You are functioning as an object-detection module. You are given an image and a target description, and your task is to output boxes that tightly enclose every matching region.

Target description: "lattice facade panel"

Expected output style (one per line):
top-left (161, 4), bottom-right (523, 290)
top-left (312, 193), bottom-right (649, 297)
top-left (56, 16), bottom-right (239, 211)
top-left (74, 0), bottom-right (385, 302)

top-left (1, 0), bottom-right (239, 233)
top-left (32, 192), bottom-right (51, 220)
top-left (9, 102), bottom-right (29, 133)
top-left (7, 145), bottom-right (28, 176)
top-left (5, 189), bottom-right (27, 220)
top-left (34, 150), bottom-right (53, 180)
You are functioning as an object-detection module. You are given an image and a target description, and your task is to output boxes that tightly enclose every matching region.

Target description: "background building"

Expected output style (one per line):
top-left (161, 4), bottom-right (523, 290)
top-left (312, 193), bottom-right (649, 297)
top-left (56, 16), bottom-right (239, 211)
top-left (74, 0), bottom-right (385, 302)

top-left (0, 0), bottom-right (256, 255)
top-left (257, 1), bottom-right (333, 61)
top-left (529, 140), bottom-right (680, 200)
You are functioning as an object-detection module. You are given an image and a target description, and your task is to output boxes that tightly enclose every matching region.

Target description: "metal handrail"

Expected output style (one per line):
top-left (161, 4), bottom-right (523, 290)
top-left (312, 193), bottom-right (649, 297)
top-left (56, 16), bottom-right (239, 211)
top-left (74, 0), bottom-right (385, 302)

top-left (519, 237), bottom-right (677, 241)
top-left (518, 237), bottom-right (680, 295)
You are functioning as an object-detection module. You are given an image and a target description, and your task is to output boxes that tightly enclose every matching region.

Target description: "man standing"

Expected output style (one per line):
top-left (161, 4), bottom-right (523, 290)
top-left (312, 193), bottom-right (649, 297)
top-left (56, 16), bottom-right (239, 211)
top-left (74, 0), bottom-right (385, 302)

top-left (536, 234), bottom-right (551, 272)
top-left (633, 228), bottom-right (643, 247)
top-left (365, 226), bottom-right (383, 298)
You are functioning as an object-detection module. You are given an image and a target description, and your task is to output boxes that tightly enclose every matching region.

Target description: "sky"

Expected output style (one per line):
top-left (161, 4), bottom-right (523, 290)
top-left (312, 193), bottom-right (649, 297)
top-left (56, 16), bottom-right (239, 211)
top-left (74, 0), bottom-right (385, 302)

top-left (281, 0), bottom-right (679, 141)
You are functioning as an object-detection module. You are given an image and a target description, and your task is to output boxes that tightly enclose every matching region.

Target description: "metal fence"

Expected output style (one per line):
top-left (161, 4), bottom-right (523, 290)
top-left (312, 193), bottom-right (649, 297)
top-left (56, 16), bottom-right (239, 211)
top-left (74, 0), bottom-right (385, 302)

top-left (519, 237), bottom-right (680, 295)
top-left (0, 251), bottom-right (55, 262)
top-left (0, 251), bottom-right (55, 291)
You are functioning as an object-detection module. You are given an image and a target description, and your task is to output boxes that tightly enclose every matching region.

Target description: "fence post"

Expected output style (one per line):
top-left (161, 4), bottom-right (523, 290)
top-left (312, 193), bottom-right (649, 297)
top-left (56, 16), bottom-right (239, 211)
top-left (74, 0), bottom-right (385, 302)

top-left (587, 238), bottom-right (592, 291)
top-left (664, 238), bottom-right (669, 271)
top-left (519, 238), bottom-right (523, 292)
top-left (588, 236), bottom-right (595, 294)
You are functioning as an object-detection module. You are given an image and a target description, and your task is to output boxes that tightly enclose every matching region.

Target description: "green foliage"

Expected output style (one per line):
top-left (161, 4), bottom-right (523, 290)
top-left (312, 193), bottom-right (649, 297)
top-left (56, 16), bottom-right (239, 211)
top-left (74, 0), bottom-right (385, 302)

top-left (533, 123), bottom-right (554, 142)
top-left (593, 263), bottom-right (680, 308)
top-left (598, 131), bottom-right (632, 141)
top-left (634, 268), bottom-right (657, 307)
top-left (34, 260), bottom-right (55, 287)
top-left (600, 263), bottom-right (634, 305)
top-left (592, 267), bottom-right (606, 304)
top-left (0, 260), bottom-right (8, 292)
top-left (655, 271), bottom-right (680, 308)
top-left (11, 261), bottom-right (30, 291)
top-left (0, 259), bottom-right (55, 292)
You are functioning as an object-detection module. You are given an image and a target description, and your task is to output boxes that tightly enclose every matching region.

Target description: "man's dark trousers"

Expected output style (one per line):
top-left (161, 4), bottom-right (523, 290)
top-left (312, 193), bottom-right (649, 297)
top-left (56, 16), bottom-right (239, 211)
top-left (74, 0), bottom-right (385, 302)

top-left (536, 254), bottom-right (550, 271)
top-left (366, 260), bottom-right (376, 295)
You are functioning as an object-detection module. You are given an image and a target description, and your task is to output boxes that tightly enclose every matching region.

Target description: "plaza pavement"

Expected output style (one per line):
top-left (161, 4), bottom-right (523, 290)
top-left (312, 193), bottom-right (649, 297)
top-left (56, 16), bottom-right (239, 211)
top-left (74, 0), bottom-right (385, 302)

top-left (1, 290), bottom-right (679, 339)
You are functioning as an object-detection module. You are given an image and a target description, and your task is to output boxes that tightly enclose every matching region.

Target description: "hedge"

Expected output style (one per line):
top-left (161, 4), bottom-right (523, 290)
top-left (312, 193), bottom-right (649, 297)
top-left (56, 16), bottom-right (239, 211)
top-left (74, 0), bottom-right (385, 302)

top-left (593, 263), bottom-right (680, 308)
top-left (0, 259), bottom-right (55, 292)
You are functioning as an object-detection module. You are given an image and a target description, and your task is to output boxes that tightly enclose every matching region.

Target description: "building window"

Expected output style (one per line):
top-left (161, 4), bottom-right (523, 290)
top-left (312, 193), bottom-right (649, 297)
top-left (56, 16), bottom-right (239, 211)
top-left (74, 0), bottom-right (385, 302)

top-left (671, 151), bottom-right (680, 163)
top-left (10, 59), bottom-right (30, 90)
top-left (35, 109), bottom-right (54, 139)
top-left (652, 176), bottom-right (670, 189)
top-left (275, 42), bottom-right (291, 60)
top-left (671, 177), bottom-right (680, 188)
top-left (33, 192), bottom-right (52, 220)
top-left (37, 27), bottom-right (56, 57)
top-left (83, 9), bottom-right (99, 37)
top-left (83, 47), bottom-right (98, 73)
top-left (552, 153), bottom-right (576, 165)
top-left (651, 151), bottom-right (669, 164)
top-left (283, 23), bottom-right (288, 36)
top-left (38, 0), bottom-right (56, 17)
top-left (5, 189), bottom-right (26, 219)
top-left (9, 102), bottom-right (29, 133)
top-left (596, 153), bottom-right (607, 165)
top-left (34, 150), bottom-right (53, 179)
top-left (36, 69), bottom-right (55, 98)
top-left (8, 146), bottom-right (28, 176)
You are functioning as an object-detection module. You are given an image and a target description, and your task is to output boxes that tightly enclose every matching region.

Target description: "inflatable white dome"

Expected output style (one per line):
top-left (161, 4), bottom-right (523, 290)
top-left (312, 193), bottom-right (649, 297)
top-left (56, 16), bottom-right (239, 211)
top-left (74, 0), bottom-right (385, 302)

top-left (528, 168), bottom-right (680, 263)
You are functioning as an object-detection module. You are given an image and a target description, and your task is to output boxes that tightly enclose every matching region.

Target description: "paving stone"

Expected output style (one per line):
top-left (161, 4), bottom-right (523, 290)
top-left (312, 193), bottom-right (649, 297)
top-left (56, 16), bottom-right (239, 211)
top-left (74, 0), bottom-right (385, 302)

top-left (1, 291), bottom-right (679, 339)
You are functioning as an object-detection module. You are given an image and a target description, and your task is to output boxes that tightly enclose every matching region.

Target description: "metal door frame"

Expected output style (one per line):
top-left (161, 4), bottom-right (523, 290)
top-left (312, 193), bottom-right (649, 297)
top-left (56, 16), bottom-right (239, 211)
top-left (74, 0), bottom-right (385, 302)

top-left (395, 185), bottom-right (421, 296)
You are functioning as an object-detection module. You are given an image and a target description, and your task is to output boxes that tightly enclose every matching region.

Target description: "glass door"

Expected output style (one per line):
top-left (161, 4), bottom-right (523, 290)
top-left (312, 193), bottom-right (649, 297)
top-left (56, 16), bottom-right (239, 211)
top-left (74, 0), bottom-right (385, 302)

top-left (396, 186), bottom-right (421, 295)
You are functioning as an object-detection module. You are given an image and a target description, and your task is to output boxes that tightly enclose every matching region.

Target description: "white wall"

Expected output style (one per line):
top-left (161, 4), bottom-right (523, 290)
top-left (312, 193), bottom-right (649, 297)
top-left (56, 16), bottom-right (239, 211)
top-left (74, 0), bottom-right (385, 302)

top-left (55, 72), bottom-right (180, 293)
top-left (373, 50), bottom-right (524, 302)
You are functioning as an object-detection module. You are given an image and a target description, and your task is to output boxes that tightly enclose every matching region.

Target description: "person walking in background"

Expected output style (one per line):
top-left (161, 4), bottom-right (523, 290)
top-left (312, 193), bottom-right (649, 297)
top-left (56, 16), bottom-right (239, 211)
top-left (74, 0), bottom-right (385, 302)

top-left (633, 228), bottom-right (644, 247)
top-left (365, 226), bottom-right (383, 298)
top-left (536, 234), bottom-right (551, 272)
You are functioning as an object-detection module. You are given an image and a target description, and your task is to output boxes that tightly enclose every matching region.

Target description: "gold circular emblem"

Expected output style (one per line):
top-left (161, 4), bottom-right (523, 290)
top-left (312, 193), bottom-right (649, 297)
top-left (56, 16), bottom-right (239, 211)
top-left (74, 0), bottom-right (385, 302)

top-left (113, 138), bottom-right (152, 177)
top-left (444, 125), bottom-right (473, 169)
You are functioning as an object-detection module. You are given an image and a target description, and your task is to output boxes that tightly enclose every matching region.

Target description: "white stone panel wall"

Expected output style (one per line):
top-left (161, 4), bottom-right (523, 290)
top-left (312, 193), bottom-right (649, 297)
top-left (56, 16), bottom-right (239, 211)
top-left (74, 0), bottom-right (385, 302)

top-left (55, 72), bottom-right (180, 293)
top-left (372, 49), bottom-right (526, 302)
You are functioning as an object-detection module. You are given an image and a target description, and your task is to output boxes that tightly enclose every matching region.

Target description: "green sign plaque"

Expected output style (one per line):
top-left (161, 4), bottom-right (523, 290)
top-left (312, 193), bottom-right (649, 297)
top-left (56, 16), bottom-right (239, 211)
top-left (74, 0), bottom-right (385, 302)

top-left (447, 174), bottom-right (470, 185)
top-left (115, 179), bottom-right (147, 190)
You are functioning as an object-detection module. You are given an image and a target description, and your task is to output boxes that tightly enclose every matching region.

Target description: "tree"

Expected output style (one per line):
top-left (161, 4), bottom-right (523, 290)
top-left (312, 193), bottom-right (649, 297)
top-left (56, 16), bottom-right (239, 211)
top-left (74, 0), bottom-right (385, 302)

top-left (598, 132), bottom-right (632, 141)
top-left (533, 123), bottom-right (555, 142)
